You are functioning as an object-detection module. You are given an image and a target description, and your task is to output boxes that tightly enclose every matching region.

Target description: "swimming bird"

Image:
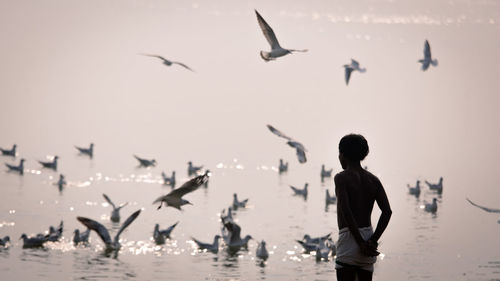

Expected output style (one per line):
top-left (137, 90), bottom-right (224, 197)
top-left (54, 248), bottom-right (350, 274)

top-left (343, 59), bottom-right (366, 85)
top-left (267, 124), bottom-right (307, 164)
top-left (20, 234), bottom-right (47, 248)
top-left (290, 183), bottom-right (308, 198)
top-left (75, 143), bottom-right (94, 158)
top-left (232, 193), bottom-right (248, 209)
top-left (418, 40), bottom-right (438, 71)
top-left (0, 144), bottom-right (16, 157)
top-left (187, 161), bottom-right (203, 176)
top-left (278, 159), bottom-right (288, 173)
top-left (161, 171), bottom-right (176, 187)
top-left (425, 177), bottom-right (443, 194)
top-left (222, 220), bottom-right (252, 251)
top-left (57, 174), bottom-right (66, 191)
top-left (0, 236), bottom-right (10, 247)
top-left (5, 158), bottom-right (25, 175)
top-left (424, 198), bottom-right (438, 213)
top-left (407, 180), bottom-right (421, 197)
top-left (296, 239), bottom-right (318, 252)
top-left (255, 10), bottom-right (307, 61)
top-left (140, 54), bottom-right (194, 72)
top-left (321, 164), bottom-right (333, 180)
top-left (303, 233), bottom-right (331, 245)
top-left (73, 228), bottom-right (90, 245)
top-left (466, 198), bottom-right (500, 213)
top-left (39, 156), bottom-right (58, 170)
top-left (45, 221), bottom-right (64, 242)
top-left (325, 190), bottom-right (336, 205)
top-left (133, 155), bottom-right (156, 168)
top-left (315, 239), bottom-right (334, 261)
top-left (256, 240), bottom-right (269, 260)
top-left (153, 222), bottom-right (179, 245)
top-left (220, 207), bottom-right (234, 223)
top-left (77, 209), bottom-right (141, 253)
top-left (153, 171), bottom-right (209, 210)
top-left (103, 194), bottom-right (128, 223)
top-left (192, 235), bottom-right (221, 253)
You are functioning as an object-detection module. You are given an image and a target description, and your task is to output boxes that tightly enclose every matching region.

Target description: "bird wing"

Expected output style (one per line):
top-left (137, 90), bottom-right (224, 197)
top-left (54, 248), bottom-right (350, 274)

top-left (141, 53), bottom-right (169, 63)
top-left (421, 60), bottom-right (430, 71)
top-left (267, 124), bottom-right (292, 140)
top-left (345, 66), bottom-right (353, 85)
top-left (224, 221), bottom-right (242, 243)
top-left (351, 59), bottom-right (359, 68)
top-left (172, 61), bottom-right (195, 72)
top-left (161, 221), bottom-right (179, 235)
top-left (77, 216), bottom-right (112, 245)
top-left (466, 198), bottom-right (500, 213)
top-left (424, 40), bottom-right (431, 59)
top-left (114, 209), bottom-right (141, 242)
top-left (255, 10), bottom-right (281, 50)
top-left (102, 194), bottom-right (116, 209)
top-left (168, 173), bottom-right (209, 198)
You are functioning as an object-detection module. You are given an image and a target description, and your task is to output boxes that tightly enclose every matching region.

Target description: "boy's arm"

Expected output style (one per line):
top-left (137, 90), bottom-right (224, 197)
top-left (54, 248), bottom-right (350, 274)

top-left (370, 177), bottom-right (392, 243)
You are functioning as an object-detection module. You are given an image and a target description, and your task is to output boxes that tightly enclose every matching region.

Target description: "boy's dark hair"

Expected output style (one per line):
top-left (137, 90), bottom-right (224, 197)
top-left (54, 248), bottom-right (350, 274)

top-left (339, 134), bottom-right (369, 161)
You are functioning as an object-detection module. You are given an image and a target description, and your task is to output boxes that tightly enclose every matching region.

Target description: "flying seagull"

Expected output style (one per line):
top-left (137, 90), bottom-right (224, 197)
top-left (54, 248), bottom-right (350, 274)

top-left (75, 143), bottom-right (94, 158)
top-left (102, 194), bottom-right (128, 223)
top-left (267, 124), bottom-right (307, 163)
top-left (141, 54), bottom-right (194, 72)
top-left (418, 40), bottom-right (438, 71)
top-left (255, 10), bottom-right (307, 61)
top-left (153, 171), bottom-right (209, 210)
top-left (77, 209), bottom-right (141, 254)
top-left (343, 59), bottom-right (366, 85)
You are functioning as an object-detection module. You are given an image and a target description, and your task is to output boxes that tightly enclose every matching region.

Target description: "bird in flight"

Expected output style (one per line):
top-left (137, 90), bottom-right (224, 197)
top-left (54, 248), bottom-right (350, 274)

top-left (153, 171), bottom-right (209, 210)
top-left (255, 10), bottom-right (307, 61)
top-left (343, 59), bottom-right (366, 85)
top-left (418, 40), bottom-right (438, 71)
top-left (267, 124), bottom-right (307, 163)
top-left (140, 54), bottom-right (195, 72)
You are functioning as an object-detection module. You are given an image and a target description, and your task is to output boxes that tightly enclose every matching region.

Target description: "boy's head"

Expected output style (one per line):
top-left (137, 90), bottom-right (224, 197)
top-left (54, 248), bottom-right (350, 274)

top-left (338, 134), bottom-right (369, 168)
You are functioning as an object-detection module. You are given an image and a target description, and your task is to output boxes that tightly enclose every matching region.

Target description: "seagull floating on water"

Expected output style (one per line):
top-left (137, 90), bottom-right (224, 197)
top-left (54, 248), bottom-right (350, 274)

top-left (407, 180), bottom-right (421, 197)
top-left (44, 221), bottom-right (64, 242)
top-left (153, 222), bottom-right (179, 245)
top-left (103, 194), bottom-right (128, 223)
top-left (232, 193), bottom-right (248, 210)
top-left (344, 59), bottom-right (366, 85)
top-left (153, 171), bottom-right (209, 210)
top-left (418, 40), bottom-right (438, 71)
top-left (77, 209), bottom-right (141, 254)
top-left (325, 190), bottom-right (337, 205)
top-left (192, 235), bottom-right (221, 253)
top-left (0, 144), bottom-right (16, 157)
top-left (57, 174), bottom-right (66, 191)
top-left (141, 54), bottom-right (195, 72)
top-left (187, 161), bottom-right (203, 176)
top-left (0, 236), bottom-right (10, 247)
top-left (255, 10), bottom-right (307, 61)
top-left (278, 159), bottom-right (288, 173)
top-left (321, 164), bottom-right (333, 180)
top-left (75, 143), bottom-right (94, 158)
top-left (221, 220), bottom-right (252, 252)
top-left (267, 124), bottom-right (307, 164)
top-left (73, 228), bottom-right (90, 245)
top-left (133, 155), bottom-right (156, 168)
top-left (315, 239), bottom-right (335, 261)
top-left (424, 198), bottom-right (438, 213)
top-left (5, 158), bottom-right (25, 175)
top-left (39, 156), bottom-right (58, 171)
top-left (303, 233), bottom-right (331, 245)
top-left (425, 177), bottom-right (443, 194)
top-left (161, 171), bottom-right (176, 187)
top-left (256, 240), bottom-right (269, 261)
top-left (290, 183), bottom-right (308, 198)
top-left (20, 233), bottom-right (47, 248)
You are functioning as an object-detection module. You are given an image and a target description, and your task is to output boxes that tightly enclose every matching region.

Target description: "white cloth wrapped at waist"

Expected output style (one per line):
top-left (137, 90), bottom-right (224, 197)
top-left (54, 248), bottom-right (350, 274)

top-left (335, 226), bottom-right (377, 272)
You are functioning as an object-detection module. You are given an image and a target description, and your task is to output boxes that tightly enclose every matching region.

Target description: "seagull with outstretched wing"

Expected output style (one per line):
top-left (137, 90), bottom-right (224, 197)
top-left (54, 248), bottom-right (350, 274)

top-left (153, 171), bottom-right (209, 210)
top-left (141, 54), bottom-right (195, 72)
top-left (267, 124), bottom-right (307, 164)
top-left (418, 40), bottom-right (438, 71)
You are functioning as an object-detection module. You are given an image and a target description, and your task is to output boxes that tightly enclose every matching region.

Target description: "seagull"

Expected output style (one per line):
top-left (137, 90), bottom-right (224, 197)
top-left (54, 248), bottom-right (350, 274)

top-left (133, 155), bottom-right (156, 168)
top-left (20, 234), bottom-right (48, 248)
top-left (290, 183), bottom-right (308, 198)
top-left (45, 221), bottom-right (64, 242)
top-left (222, 220), bottom-right (252, 251)
top-left (75, 143), bottom-right (94, 158)
top-left (303, 233), bottom-right (331, 245)
top-left (153, 171), bottom-right (209, 210)
top-left (278, 159), bottom-right (288, 173)
top-left (325, 189), bottom-right (337, 205)
top-left (424, 198), bottom-right (438, 213)
top-left (267, 124), bottom-right (307, 164)
top-left (5, 158), bottom-right (25, 175)
top-left (0, 236), bottom-right (10, 247)
top-left (77, 209), bottom-right (141, 254)
top-left (418, 40), bottom-right (438, 71)
top-left (102, 194), bottom-right (128, 223)
top-left (192, 235), bottom-right (221, 253)
top-left (232, 193), bottom-right (248, 209)
top-left (321, 165), bottom-right (333, 180)
top-left (187, 161), bottom-right (203, 176)
top-left (425, 177), bottom-right (443, 194)
top-left (220, 207), bottom-right (234, 223)
top-left (407, 180), bottom-right (421, 197)
top-left (315, 239), bottom-right (335, 261)
top-left (140, 54), bottom-right (195, 72)
top-left (296, 240), bottom-right (318, 252)
top-left (343, 59), bottom-right (366, 85)
top-left (255, 10), bottom-right (307, 61)
top-left (73, 228), bottom-right (90, 245)
top-left (39, 156), bottom-right (58, 170)
top-left (0, 144), bottom-right (16, 157)
top-left (57, 174), bottom-right (67, 191)
top-left (153, 222), bottom-right (179, 245)
top-left (466, 198), bottom-right (500, 213)
top-left (256, 240), bottom-right (269, 260)
top-left (161, 171), bottom-right (176, 187)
